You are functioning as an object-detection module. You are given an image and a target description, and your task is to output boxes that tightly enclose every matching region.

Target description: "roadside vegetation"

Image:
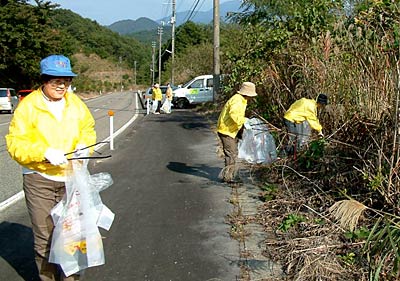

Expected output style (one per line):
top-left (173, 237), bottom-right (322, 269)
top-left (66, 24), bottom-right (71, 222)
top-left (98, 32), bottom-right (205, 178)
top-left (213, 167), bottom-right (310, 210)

top-left (2, 0), bottom-right (400, 279)
top-left (220, 0), bottom-right (400, 280)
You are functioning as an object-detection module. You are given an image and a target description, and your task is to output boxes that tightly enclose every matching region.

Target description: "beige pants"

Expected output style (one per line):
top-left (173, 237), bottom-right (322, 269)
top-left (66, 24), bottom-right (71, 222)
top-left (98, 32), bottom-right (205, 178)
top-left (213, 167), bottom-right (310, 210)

top-left (23, 173), bottom-right (79, 281)
top-left (218, 133), bottom-right (239, 182)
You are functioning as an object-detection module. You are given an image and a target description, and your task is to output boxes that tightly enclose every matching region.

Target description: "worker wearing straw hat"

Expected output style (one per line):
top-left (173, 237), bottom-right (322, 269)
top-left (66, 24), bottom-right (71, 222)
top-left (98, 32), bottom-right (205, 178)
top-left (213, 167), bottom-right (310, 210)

top-left (217, 82), bottom-right (257, 183)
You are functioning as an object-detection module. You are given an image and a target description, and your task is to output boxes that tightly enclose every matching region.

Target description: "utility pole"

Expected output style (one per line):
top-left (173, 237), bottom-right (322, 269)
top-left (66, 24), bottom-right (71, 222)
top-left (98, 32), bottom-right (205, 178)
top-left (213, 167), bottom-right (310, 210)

top-left (152, 41), bottom-right (156, 85)
top-left (134, 61), bottom-right (136, 86)
top-left (158, 22), bottom-right (164, 85)
top-left (213, 0), bottom-right (220, 102)
top-left (149, 64), bottom-right (152, 85)
top-left (119, 56), bottom-right (123, 92)
top-left (171, 0), bottom-right (176, 86)
top-left (134, 60), bottom-right (137, 86)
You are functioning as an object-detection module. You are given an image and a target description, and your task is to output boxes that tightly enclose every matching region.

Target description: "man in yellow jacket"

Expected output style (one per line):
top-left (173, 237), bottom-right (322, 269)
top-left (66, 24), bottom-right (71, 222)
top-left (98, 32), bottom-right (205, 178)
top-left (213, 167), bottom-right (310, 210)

top-left (6, 54), bottom-right (96, 281)
top-left (151, 83), bottom-right (162, 114)
top-left (217, 82), bottom-right (257, 182)
top-left (283, 93), bottom-right (328, 154)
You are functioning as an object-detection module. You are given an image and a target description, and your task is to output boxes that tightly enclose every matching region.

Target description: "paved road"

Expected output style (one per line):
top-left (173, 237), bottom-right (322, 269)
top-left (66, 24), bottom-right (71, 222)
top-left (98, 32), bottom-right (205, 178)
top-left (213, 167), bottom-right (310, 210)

top-left (0, 107), bottom-right (240, 280)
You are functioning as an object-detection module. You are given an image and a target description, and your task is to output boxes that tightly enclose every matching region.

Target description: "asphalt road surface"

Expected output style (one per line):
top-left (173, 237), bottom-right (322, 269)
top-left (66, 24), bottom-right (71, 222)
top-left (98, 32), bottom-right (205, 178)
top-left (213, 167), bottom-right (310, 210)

top-left (0, 106), bottom-right (240, 280)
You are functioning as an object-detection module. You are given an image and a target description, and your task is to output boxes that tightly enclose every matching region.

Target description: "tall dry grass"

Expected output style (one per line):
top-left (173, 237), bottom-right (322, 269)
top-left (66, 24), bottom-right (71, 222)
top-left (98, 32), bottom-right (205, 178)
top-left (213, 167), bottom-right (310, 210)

top-left (234, 11), bottom-right (400, 279)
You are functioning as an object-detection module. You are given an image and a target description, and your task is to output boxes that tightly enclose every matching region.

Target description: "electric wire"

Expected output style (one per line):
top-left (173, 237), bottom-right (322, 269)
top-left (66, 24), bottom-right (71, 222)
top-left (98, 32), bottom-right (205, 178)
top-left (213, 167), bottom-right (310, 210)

top-left (154, 0), bottom-right (210, 79)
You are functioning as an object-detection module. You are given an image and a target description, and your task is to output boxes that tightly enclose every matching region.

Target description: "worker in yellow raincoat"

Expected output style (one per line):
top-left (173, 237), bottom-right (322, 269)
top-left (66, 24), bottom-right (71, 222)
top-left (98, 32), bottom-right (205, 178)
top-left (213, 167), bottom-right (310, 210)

top-left (217, 82), bottom-right (257, 182)
top-left (283, 93), bottom-right (328, 154)
top-left (6, 54), bottom-right (96, 281)
top-left (152, 83), bottom-right (162, 114)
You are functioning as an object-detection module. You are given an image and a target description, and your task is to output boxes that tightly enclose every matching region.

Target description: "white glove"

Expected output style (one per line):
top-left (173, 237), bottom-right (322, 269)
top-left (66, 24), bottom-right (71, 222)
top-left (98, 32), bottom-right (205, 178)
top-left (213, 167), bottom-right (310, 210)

top-left (244, 118), bottom-right (251, 129)
top-left (45, 148), bottom-right (68, 166)
top-left (73, 144), bottom-right (89, 159)
top-left (318, 131), bottom-right (324, 138)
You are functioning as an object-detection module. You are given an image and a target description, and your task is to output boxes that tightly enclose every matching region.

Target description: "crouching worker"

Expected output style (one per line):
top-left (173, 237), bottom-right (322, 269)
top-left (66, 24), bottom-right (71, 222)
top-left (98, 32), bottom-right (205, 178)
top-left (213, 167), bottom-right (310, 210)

top-left (217, 82), bottom-right (257, 183)
top-left (283, 93), bottom-right (328, 154)
top-left (6, 54), bottom-right (96, 281)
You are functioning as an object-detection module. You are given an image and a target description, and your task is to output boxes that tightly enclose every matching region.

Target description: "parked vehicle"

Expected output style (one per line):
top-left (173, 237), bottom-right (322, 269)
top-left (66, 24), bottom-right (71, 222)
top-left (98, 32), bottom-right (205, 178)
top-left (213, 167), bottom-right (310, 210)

top-left (0, 88), bottom-right (19, 113)
top-left (17, 89), bottom-right (33, 101)
top-left (172, 75), bottom-right (214, 109)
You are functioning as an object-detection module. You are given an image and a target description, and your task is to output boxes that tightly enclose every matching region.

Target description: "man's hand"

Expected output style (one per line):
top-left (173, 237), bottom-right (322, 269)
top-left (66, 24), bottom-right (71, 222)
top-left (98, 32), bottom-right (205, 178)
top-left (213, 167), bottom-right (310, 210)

top-left (45, 148), bottom-right (68, 166)
top-left (318, 131), bottom-right (324, 138)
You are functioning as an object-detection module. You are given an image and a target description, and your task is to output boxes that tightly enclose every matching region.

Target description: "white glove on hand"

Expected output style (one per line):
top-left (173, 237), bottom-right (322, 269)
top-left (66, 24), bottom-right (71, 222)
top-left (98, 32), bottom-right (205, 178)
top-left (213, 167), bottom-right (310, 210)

top-left (73, 144), bottom-right (89, 159)
top-left (318, 131), bottom-right (324, 138)
top-left (244, 118), bottom-right (251, 129)
top-left (45, 148), bottom-right (68, 166)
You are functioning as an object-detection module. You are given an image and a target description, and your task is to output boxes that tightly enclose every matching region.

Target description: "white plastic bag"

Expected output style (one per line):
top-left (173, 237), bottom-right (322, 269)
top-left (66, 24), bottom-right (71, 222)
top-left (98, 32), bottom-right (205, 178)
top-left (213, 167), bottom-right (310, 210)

top-left (49, 161), bottom-right (114, 277)
top-left (238, 117), bottom-right (277, 164)
top-left (161, 99), bottom-right (171, 113)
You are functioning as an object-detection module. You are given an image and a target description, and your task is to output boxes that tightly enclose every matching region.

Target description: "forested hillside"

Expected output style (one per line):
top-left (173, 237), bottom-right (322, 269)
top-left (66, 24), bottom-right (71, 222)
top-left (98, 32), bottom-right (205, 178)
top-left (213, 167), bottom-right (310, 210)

top-left (0, 0), bottom-right (216, 93)
top-left (108, 17), bottom-right (159, 35)
top-left (0, 0), bottom-right (151, 92)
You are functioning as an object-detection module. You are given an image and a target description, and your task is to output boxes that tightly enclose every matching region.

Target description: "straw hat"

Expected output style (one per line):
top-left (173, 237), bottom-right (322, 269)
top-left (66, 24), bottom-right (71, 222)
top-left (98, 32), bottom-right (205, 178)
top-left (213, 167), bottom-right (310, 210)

top-left (238, 82), bottom-right (257, 97)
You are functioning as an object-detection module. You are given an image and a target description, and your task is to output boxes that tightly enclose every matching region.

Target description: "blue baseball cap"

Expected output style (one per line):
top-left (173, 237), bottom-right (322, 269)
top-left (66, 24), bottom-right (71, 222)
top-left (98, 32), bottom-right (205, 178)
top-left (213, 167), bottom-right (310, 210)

top-left (40, 55), bottom-right (77, 77)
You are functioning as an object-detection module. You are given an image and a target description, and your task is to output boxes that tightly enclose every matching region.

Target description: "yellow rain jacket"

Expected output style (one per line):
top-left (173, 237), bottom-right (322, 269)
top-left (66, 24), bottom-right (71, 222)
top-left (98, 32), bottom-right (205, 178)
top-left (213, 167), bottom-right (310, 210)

top-left (152, 87), bottom-right (162, 101)
top-left (6, 88), bottom-right (96, 177)
top-left (217, 93), bottom-right (247, 138)
top-left (165, 86), bottom-right (173, 101)
top-left (284, 98), bottom-right (322, 132)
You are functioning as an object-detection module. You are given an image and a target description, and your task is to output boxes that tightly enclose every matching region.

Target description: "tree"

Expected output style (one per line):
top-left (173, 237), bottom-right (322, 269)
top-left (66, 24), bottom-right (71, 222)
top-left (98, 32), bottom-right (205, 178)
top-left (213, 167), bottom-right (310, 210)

top-left (0, 0), bottom-right (71, 88)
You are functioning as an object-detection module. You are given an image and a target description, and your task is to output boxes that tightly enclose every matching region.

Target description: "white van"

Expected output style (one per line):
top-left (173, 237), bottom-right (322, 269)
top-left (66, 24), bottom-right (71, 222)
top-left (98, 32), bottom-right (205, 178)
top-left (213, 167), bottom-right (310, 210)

top-left (172, 75), bottom-right (214, 108)
top-left (0, 88), bottom-right (19, 113)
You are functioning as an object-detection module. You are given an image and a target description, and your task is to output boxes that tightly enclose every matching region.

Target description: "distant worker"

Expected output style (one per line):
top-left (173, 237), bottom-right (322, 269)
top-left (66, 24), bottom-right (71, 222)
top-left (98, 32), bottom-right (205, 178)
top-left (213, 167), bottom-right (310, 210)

top-left (152, 83), bottom-right (162, 114)
top-left (283, 93), bottom-right (328, 154)
top-left (217, 82), bottom-right (257, 183)
top-left (161, 83), bottom-right (173, 114)
top-left (6, 54), bottom-right (96, 281)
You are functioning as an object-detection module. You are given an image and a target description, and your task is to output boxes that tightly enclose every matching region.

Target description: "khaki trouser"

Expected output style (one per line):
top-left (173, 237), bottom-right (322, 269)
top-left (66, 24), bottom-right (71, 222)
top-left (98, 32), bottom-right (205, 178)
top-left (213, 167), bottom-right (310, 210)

top-left (23, 173), bottom-right (79, 281)
top-left (218, 133), bottom-right (238, 181)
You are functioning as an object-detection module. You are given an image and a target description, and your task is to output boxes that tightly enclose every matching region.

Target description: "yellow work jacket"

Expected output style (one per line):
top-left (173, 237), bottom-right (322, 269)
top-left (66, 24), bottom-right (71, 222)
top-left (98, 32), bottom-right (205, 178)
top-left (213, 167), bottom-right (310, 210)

top-left (6, 88), bottom-right (96, 177)
top-left (217, 93), bottom-right (247, 138)
top-left (152, 88), bottom-right (162, 101)
top-left (165, 87), bottom-right (173, 101)
top-left (284, 98), bottom-right (322, 132)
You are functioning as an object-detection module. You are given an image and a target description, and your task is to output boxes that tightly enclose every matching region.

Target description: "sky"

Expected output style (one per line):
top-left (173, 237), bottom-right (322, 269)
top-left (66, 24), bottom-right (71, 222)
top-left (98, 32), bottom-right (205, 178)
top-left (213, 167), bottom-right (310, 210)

top-left (38, 0), bottom-right (234, 26)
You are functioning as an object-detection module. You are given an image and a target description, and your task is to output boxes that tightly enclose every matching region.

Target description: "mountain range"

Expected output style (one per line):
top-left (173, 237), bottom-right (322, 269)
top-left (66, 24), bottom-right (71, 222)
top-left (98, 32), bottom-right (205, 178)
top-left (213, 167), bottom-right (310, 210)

top-left (108, 0), bottom-right (242, 35)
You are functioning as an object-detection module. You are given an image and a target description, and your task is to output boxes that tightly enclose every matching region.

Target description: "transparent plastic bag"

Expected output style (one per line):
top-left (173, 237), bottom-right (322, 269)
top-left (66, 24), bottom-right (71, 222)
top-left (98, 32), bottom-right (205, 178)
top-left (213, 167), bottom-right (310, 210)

top-left (49, 161), bottom-right (114, 277)
top-left (238, 117), bottom-right (277, 164)
top-left (161, 99), bottom-right (171, 113)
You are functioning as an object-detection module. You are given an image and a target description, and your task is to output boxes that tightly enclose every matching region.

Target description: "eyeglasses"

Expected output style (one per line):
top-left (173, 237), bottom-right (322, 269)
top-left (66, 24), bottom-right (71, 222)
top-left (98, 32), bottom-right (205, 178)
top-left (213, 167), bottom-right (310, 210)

top-left (48, 79), bottom-right (72, 87)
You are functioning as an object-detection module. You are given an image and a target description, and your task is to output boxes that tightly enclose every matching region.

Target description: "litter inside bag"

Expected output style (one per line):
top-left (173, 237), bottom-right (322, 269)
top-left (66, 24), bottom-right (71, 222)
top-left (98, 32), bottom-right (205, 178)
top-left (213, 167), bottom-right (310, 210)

top-left (49, 161), bottom-right (114, 277)
top-left (238, 117), bottom-right (278, 164)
